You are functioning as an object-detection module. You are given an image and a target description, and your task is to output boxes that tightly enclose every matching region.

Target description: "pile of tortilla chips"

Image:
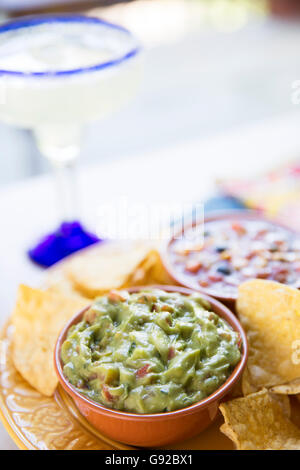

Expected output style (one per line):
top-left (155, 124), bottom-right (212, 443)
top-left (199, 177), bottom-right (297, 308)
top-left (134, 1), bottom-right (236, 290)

top-left (220, 389), bottom-right (300, 450)
top-left (10, 241), bottom-right (174, 397)
top-left (11, 285), bottom-right (88, 396)
top-left (219, 279), bottom-right (300, 450)
top-left (8, 239), bottom-right (300, 449)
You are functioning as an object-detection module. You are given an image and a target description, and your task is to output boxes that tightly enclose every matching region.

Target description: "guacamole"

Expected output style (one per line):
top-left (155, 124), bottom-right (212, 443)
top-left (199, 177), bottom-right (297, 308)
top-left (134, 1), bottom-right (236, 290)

top-left (61, 289), bottom-right (241, 414)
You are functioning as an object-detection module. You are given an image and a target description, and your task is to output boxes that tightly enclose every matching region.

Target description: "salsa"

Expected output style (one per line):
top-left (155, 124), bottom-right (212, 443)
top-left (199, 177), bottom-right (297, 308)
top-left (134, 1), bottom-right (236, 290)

top-left (168, 218), bottom-right (300, 297)
top-left (61, 289), bottom-right (241, 414)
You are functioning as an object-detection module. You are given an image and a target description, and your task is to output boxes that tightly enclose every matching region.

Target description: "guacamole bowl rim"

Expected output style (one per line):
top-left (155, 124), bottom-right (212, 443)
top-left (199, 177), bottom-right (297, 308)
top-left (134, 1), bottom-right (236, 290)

top-left (54, 285), bottom-right (248, 422)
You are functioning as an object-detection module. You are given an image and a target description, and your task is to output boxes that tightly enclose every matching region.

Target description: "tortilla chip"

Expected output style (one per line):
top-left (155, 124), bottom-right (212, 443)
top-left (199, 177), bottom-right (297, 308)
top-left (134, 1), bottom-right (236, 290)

top-left (145, 250), bottom-right (176, 285)
top-left (271, 378), bottom-right (300, 395)
top-left (219, 389), bottom-right (300, 450)
top-left (237, 280), bottom-right (300, 394)
top-left (126, 249), bottom-right (158, 286)
top-left (44, 265), bottom-right (88, 301)
top-left (12, 285), bottom-right (88, 396)
top-left (241, 366), bottom-right (258, 396)
top-left (64, 241), bottom-right (155, 298)
top-left (270, 392), bottom-right (291, 418)
top-left (64, 241), bottom-right (172, 298)
top-left (128, 249), bottom-right (175, 286)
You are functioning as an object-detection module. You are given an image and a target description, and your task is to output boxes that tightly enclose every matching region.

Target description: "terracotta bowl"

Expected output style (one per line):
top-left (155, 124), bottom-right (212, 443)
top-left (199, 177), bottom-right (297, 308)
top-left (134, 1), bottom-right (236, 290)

top-left (54, 285), bottom-right (248, 447)
top-left (162, 210), bottom-right (299, 306)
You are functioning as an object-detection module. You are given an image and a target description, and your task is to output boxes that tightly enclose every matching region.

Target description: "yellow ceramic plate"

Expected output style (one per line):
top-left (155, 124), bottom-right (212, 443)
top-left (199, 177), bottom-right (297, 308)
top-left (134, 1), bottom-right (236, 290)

top-left (0, 323), bottom-right (233, 450)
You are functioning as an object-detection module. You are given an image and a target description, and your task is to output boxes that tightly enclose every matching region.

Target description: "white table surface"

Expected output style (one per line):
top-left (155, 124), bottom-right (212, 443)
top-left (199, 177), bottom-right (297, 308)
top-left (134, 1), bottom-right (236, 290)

top-left (1, 111), bottom-right (300, 449)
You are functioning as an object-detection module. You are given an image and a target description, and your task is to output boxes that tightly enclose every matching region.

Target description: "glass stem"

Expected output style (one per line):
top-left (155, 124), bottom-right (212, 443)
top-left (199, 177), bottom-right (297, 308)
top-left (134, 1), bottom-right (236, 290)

top-left (33, 124), bottom-right (82, 223)
top-left (53, 159), bottom-right (78, 222)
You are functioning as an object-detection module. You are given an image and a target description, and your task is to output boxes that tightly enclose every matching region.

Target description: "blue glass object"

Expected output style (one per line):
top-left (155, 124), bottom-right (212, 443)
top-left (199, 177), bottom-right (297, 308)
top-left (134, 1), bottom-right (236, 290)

top-left (205, 195), bottom-right (246, 213)
top-left (28, 221), bottom-right (100, 267)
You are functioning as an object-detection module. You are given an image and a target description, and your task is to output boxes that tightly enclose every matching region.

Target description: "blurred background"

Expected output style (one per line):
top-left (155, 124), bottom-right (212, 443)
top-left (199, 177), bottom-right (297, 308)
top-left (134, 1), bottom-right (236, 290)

top-left (1, 0), bottom-right (300, 186)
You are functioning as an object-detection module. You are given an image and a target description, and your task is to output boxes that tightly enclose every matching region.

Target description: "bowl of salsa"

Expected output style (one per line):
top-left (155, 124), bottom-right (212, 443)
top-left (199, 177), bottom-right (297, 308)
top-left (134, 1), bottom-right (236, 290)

top-left (163, 211), bottom-right (300, 303)
top-left (54, 285), bottom-right (247, 447)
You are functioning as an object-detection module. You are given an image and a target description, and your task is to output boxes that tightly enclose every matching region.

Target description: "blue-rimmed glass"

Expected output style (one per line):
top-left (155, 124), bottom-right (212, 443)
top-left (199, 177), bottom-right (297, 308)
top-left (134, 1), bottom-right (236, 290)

top-left (0, 15), bottom-right (141, 266)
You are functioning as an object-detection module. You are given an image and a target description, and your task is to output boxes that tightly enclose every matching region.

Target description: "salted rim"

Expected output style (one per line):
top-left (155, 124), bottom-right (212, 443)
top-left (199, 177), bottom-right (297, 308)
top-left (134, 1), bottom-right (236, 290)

top-left (0, 14), bottom-right (140, 78)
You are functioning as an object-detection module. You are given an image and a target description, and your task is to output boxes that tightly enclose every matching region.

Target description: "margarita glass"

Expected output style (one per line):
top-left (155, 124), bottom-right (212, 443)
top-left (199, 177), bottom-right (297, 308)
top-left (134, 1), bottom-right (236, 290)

top-left (0, 15), bottom-right (141, 266)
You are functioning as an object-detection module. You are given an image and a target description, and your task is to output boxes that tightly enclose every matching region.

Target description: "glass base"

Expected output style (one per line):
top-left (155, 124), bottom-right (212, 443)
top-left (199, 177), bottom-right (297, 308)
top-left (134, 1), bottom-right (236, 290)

top-left (28, 221), bottom-right (101, 267)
